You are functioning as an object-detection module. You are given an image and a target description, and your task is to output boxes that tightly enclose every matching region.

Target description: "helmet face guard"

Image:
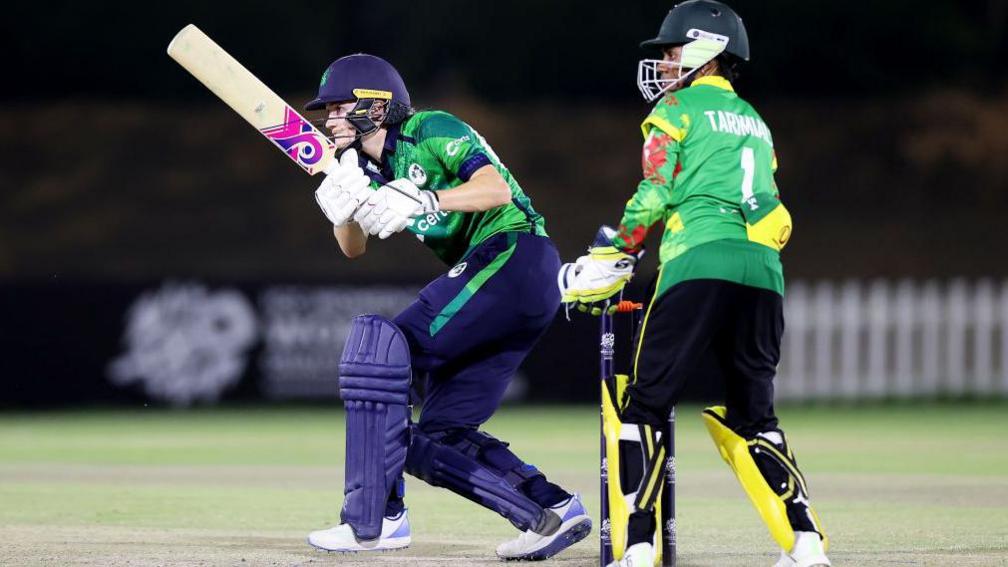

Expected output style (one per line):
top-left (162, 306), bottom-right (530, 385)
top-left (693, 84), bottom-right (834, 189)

top-left (637, 31), bottom-right (728, 102)
top-left (346, 92), bottom-right (392, 137)
top-left (313, 89), bottom-right (394, 146)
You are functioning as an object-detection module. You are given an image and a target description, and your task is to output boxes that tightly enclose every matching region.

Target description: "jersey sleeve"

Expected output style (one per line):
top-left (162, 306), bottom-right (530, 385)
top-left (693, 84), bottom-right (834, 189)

top-left (416, 113), bottom-right (492, 182)
top-left (611, 127), bottom-right (680, 254)
top-left (639, 98), bottom-right (691, 144)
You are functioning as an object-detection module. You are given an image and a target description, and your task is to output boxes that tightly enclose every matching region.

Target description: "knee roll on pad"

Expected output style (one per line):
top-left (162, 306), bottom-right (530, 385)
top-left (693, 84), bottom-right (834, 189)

top-left (702, 406), bottom-right (828, 553)
top-left (405, 426), bottom-right (559, 535)
top-left (602, 373), bottom-right (667, 564)
top-left (338, 315), bottom-right (412, 540)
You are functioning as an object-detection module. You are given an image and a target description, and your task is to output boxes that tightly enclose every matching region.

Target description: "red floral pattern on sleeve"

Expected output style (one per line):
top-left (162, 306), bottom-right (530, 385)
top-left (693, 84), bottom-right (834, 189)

top-left (612, 130), bottom-right (680, 254)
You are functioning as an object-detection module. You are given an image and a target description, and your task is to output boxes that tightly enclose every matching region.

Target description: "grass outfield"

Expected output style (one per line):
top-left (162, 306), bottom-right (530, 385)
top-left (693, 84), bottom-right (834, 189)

top-left (2, 403), bottom-right (1007, 566)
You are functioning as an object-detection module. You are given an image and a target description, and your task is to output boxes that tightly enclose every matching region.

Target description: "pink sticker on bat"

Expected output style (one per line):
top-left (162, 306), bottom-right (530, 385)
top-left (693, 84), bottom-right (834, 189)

top-left (260, 107), bottom-right (335, 173)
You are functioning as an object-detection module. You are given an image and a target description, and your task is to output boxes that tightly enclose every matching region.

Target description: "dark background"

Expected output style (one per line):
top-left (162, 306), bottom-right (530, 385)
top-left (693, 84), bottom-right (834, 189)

top-left (2, 1), bottom-right (1006, 405)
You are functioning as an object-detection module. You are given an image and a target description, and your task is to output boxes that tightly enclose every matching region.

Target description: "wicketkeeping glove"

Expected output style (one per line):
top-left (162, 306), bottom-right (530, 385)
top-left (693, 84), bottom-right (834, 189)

top-left (314, 149), bottom-right (373, 227)
top-left (557, 225), bottom-right (641, 315)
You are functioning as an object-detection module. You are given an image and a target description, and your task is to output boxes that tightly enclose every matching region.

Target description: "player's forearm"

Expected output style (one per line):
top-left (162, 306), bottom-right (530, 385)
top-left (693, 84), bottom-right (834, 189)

top-left (612, 133), bottom-right (679, 253)
top-left (334, 222), bottom-right (368, 258)
top-left (435, 166), bottom-right (511, 212)
top-left (612, 179), bottom-right (670, 253)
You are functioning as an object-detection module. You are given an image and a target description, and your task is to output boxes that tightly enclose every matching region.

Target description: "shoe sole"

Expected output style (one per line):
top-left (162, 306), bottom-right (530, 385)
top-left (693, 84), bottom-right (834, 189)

top-left (306, 537), bottom-right (411, 553)
top-left (500, 518), bottom-right (592, 561)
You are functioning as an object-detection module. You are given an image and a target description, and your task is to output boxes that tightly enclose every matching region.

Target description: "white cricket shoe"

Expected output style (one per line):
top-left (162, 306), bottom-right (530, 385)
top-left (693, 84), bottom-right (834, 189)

top-left (773, 531), bottom-right (830, 567)
top-left (495, 493), bottom-right (592, 561)
top-left (307, 509), bottom-right (410, 552)
top-left (604, 542), bottom-right (654, 567)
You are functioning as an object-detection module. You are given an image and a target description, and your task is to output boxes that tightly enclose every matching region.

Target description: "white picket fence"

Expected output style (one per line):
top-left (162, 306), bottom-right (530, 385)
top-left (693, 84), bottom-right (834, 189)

top-left (776, 279), bottom-right (1008, 401)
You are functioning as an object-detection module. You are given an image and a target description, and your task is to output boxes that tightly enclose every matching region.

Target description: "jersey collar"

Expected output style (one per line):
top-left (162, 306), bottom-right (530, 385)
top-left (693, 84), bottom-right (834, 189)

top-left (381, 122), bottom-right (402, 158)
top-left (379, 122), bottom-right (402, 179)
top-left (691, 75), bottom-right (734, 92)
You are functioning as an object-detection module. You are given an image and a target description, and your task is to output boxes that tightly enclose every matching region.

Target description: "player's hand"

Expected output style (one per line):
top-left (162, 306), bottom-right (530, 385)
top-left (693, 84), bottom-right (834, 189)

top-left (557, 225), bottom-right (640, 315)
top-left (353, 178), bottom-right (439, 240)
top-left (314, 149), bottom-right (373, 227)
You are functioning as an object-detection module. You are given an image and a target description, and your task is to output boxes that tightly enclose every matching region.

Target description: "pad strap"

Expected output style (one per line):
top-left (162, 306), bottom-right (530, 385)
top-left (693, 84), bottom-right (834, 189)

top-left (632, 423), bottom-right (668, 513)
top-left (440, 428), bottom-right (543, 489)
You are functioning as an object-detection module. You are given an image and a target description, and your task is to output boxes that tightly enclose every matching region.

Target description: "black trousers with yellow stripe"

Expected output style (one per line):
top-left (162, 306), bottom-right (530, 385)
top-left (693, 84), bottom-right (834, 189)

top-left (623, 277), bottom-right (787, 547)
top-left (622, 278), bottom-right (784, 438)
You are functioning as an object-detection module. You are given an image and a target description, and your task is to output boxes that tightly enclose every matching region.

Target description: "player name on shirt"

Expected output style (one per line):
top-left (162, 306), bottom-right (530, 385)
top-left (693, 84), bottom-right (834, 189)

top-left (702, 110), bottom-right (772, 145)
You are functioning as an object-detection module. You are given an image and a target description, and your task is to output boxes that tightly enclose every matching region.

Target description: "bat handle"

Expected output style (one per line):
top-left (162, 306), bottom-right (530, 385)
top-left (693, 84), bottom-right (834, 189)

top-left (322, 158), bottom-right (341, 176)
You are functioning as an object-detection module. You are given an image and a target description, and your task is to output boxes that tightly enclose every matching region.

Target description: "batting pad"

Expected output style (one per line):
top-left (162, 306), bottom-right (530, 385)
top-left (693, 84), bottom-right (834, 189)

top-left (338, 315), bottom-right (412, 540)
top-left (405, 427), bottom-right (559, 535)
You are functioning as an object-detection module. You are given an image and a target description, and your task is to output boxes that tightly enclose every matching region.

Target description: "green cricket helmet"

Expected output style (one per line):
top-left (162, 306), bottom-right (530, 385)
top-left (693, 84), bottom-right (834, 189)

top-left (637, 0), bottom-right (750, 101)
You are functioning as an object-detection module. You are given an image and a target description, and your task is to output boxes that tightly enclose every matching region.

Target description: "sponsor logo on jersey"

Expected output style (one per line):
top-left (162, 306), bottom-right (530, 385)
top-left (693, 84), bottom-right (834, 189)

top-left (414, 210), bottom-right (449, 232)
top-left (448, 262), bottom-right (467, 278)
top-left (445, 135), bottom-right (471, 157)
top-left (408, 163), bottom-right (428, 185)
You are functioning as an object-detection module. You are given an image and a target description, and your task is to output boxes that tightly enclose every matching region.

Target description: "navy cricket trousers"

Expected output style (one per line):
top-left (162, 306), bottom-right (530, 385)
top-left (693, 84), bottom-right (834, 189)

top-left (393, 231), bottom-right (561, 432)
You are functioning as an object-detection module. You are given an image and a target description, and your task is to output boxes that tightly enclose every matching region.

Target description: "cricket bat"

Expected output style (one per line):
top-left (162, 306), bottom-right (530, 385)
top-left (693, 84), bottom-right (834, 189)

top-left (167, 24), bottom-right (336, 176)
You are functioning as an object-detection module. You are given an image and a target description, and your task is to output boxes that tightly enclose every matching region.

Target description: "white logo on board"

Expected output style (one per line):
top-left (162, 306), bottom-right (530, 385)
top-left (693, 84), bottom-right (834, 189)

top-left (108, 282), bottom-right (257, 406)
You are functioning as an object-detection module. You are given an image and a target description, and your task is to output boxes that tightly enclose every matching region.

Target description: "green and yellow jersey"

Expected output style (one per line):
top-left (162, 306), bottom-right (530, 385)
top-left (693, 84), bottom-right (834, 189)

top-left (611, 75), bottom-right (792, 296)
top-left (374, 111), bottom-right (546, 266)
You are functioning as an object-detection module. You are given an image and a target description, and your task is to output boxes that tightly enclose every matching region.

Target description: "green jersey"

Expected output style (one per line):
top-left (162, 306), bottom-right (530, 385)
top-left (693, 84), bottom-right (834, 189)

top-left (612, 75), bottom-right (792, 295)
top-left (379, 110), bottom-right (546, 265)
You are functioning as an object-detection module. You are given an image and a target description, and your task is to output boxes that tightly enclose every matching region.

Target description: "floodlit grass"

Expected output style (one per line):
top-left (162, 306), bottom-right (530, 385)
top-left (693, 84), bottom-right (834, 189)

top-left (2, 403), bottom-right (1007, 565)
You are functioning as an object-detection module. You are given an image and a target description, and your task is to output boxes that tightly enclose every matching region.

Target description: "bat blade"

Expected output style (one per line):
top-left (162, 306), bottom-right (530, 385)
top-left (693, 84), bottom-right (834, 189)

top-left (167, 24), bottom-right (335, 176)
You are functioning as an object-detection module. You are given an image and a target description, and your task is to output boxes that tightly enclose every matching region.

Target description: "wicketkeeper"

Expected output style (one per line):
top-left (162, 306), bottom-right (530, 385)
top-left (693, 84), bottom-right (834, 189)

top-left (558, 2), bottom-right (830, 566)
top-left (303, 54), bottom-right (591, 561)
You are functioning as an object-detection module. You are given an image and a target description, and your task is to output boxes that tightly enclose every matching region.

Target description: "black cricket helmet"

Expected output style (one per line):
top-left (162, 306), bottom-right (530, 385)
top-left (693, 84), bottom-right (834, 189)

top-left (637, 0), bottom-right (749, 101)
top-left (642, 0), bottom-right (749, 60)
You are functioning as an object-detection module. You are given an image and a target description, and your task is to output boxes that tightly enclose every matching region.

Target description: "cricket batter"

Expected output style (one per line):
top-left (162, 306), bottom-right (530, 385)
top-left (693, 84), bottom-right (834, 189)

top-left (302, 54), bottom-right (590, 560)
top-left (558, 2), bottom-right (830, 565)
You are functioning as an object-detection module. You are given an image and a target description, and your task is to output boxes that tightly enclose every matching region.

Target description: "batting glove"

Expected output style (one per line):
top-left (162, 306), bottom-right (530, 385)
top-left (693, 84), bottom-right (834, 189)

top-left (314, 149), bottom-right (373, 227)
top-left (354, 178), bottom-right (439, 240)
